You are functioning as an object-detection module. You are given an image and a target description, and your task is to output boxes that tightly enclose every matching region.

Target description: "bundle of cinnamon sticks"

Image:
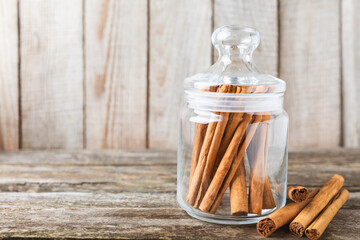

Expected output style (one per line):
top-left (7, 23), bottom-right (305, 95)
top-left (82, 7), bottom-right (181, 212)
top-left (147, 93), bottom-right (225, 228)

top-left (187, 84), bottom-right (276, 216)
top-left (257, 174), bottom-right (349, 240)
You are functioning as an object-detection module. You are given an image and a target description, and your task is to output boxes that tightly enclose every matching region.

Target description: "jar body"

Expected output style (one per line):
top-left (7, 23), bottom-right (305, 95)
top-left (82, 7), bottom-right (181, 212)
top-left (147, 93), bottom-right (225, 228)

top-left (177, 93), bottom-right (289, 224)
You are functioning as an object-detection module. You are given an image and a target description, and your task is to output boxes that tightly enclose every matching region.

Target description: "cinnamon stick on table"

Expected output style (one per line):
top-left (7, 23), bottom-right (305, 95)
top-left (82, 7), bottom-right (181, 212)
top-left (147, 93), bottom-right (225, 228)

top-left (257, 189), bottom-right (320, 237)
top-left (289, 174), bottom-right (344, 237)
top-left (305, 189), bottom-right (349, 240)
top-left (187, 85), bottom-right (232, 205)
top-left (287, 186), bottom-right (309, 202)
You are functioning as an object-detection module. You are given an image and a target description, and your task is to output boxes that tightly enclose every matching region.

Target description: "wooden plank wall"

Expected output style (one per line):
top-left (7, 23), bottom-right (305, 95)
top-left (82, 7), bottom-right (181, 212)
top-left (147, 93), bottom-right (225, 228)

top-left (280, 0), bottom-right (341, 147)
top-left (0, 0), bottom-right (358, 150)
top-left (0, 0), bottom-right (18, 150)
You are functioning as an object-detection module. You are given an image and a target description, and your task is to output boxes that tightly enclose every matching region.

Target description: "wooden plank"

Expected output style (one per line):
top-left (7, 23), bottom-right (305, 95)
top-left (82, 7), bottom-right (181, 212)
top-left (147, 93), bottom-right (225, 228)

top-left (149, 0), bottom-right (212, 149)
top-left (214, 0), bottom-right (278, 76)
top-left (0, 192), bottom-right (357, 239)
top-left (342, 0), bottom-right (360, 147)
top-left (20, 0), bottom-right (83, 149)
top-left (85, 0), bottom-right (147, 149)
top-left (0, 0), bottom-right (19, 150)
top-left (0, 149), bottom-right (358, 193)
top-left (0, 150), bottom-right (358, 238)
top-left (279, 0), bottom-right (341, 147)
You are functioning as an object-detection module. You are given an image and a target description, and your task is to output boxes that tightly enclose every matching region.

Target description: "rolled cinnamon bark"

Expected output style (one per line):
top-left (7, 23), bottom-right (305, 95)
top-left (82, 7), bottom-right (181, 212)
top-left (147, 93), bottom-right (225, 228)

top-left (198, 113), bottom-right (254, 213)
top-left (257, 189), bottom-right (320, 237)
top-left (263, 177), bottom-right (276, 209)
top-left (186, 85), bottom-right (231, 205)
top-left (189, 123), bottom-right (207, 183)
top-left (189, 85), bottom-right (218, 183)
top-left (194, 85), bottom-right (234, 207)
top-left (261, 114), bottom-right (276, 210)
top-left (305, 189), bottom-right (349, 240)
top-left (205, 86), bottom-right (268, 214)
top-left (248, 120), bottom-right (268, 214)
top-left (287, 186), bottom-right (309, 202)
top-left (247, 86), bottom-right (272, 214)
top-left (289, 174), bottom-right (344, 237)
top-left (229, 155), bottom-right (247, 216)
top-left (207, 117), bottom-right (258, 214)
top-left (213, 86), bottom-right (248, 173)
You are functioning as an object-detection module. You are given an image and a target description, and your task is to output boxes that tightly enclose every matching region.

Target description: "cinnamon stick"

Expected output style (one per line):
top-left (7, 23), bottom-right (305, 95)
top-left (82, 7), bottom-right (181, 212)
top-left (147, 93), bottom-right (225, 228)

top-left (262, 177), bottom-right (276, 209)
top-left (227, 86), bottom-right (253, 216)
top-left (262, 113), bottom-right (276, 209)
top-left (207, 117), bottom-right (258, 214)
top-left (194, 85), bottom-right (234, 207)
top-left (246, 85), bottom-right (273, 214)
top-left (213, 86), bottom-right (247, 172)
top-left (305, 189), bottom-right (349, 240)
top-left (289, 174), bottom-right (344, 237)
top-left (189, 123), bottom-right (207, 183)
top-left (229, 155), bottom-right (247, 216)
top-left (189, 85), bottom-right (218, 183)
top-left (204, 86), bottom-right (267, 214)
top-left (248, 121), bottom-right (268, 215)
top-left (186, 85), bottom-right (232, 205)
top-left (257, 189), bottom-right (320, 237)
top-left (287, 186), bottom-right (309, 202)
top-left (198, 113), bottom-right (254, 213)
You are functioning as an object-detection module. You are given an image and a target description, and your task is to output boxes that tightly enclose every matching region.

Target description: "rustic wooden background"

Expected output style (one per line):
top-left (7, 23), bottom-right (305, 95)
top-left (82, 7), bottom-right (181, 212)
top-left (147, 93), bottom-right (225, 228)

top-left (0, 0), bottom-right (359, 150)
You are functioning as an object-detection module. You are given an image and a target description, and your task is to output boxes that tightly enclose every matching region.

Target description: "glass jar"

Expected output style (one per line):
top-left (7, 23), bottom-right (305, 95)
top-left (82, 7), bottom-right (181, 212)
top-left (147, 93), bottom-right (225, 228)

top-left (177, 26), bottom-right (288, 225)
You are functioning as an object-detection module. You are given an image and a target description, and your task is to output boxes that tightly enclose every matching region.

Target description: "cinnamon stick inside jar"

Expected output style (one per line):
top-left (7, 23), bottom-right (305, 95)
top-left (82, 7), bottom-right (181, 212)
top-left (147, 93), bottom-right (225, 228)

top-left (257, 189), bottom-right (320, 237)
top-left (189, 85), bottom-right (218, 183)
top-left (186, 85), bottom-right (232, 205)
top-left (199, 113), bottom-right (253, 212)
top-left (194, 85), bottom-right (235, 207)
top-left (227, 86), bottom-right (253, 216)
top-left (200, 85), bottom-right (273, 214)
top-left (229, 155), bottom-right (247, 216)
top-left (189, 123), bottom-right (207, 183)
top-left (213, 86), bottom-right (247, 173)
top-left (305, 189), bottom-right (349, 240)
top-left (289, 174), bottom-right (344, 237)
top-left (247, 87), bottom-right (275, 214)
top-left (262, 177), bottom-right (276, 209)
top-left (287, 186), bottom-right (309, 202)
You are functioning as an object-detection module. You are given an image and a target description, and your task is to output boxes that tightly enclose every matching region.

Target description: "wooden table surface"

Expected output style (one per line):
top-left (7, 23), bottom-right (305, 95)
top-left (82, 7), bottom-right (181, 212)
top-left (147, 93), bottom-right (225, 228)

top-left (0, 149), bottom-right (358, 239)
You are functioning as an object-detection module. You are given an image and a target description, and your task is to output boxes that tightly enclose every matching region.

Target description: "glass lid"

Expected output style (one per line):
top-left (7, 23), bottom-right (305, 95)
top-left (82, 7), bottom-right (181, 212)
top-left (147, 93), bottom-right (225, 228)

top-left (185, 25), bottom-right (286, 94)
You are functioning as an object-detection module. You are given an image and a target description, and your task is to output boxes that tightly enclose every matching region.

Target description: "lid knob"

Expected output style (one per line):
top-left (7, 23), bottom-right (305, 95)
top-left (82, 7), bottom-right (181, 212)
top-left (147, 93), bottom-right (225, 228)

top-left (212, 26), bottom-right (260, 60)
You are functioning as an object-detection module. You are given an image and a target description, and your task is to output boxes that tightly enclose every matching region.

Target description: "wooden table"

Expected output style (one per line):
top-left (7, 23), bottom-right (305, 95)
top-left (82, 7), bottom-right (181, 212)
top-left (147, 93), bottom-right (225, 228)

top-left (0, 149), bottom-right (358, 239)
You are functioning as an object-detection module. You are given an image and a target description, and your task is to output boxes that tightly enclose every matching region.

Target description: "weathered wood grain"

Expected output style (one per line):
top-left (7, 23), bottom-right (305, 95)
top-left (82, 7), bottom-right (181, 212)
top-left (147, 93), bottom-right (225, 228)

top-left (279, 0), bottom-right (341, 147)
top-left (214, 0), bottom-right (278, 76)
top-left (85, 0), bottom-right (147, 149)
top-left (0, 0), bottom-right (19, 150)
top-left (342, 0), bottom-right (360, 147)
top-left (20, 0), bottom-right (83, 149)
top-left (149, 0), bottom-right (212, 149)
top-left (0, 149), bottom-right (358, 193)
top-left (0, 150), bottom-right (358, 239)
top-left (0, 192), bottom-right (357, 239)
